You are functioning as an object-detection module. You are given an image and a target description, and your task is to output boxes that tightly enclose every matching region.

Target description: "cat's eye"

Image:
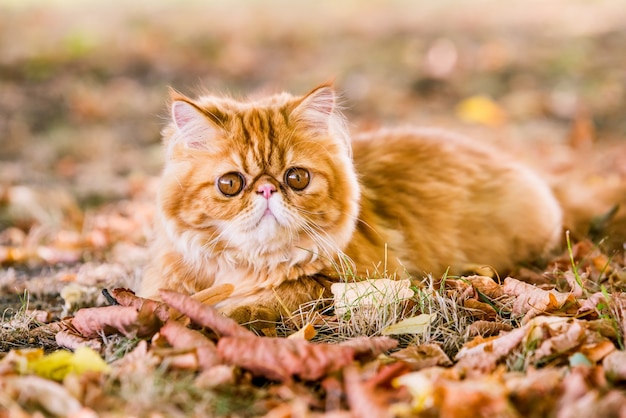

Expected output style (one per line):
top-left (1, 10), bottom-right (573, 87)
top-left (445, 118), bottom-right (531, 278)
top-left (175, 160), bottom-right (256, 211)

top-left (217, 172), bottom-right (245, 196)
top-left (284, 167), bottom-right (310, 191)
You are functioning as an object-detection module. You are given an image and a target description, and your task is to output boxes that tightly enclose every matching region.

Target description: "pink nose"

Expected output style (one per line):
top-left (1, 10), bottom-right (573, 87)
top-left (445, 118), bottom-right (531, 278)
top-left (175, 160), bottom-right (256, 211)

top-left (257, 184), bottom-right (277, 199)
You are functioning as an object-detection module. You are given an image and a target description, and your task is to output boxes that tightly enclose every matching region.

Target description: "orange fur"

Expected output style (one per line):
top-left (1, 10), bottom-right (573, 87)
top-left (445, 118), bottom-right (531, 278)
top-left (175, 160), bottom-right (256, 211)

top-left (139, 84), bottom-right (562, 322)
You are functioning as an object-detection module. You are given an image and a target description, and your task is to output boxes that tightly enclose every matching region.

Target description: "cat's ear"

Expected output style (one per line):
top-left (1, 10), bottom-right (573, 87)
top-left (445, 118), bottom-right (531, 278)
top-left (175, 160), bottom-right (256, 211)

top-left (169, 89), bottom-right (220, 152)
top-left (290, 83), bottom-right (336, 133)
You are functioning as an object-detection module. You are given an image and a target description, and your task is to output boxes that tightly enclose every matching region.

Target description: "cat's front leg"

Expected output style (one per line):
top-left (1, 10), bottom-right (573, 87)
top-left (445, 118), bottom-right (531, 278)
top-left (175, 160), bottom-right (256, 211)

top-left (224, 275), bottom-right (334, 329)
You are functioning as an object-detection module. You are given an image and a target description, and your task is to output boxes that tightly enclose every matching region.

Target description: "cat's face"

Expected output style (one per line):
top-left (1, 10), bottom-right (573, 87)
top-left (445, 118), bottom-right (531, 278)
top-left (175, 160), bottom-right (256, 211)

top-left (159, 85), bottom-right (360, 267)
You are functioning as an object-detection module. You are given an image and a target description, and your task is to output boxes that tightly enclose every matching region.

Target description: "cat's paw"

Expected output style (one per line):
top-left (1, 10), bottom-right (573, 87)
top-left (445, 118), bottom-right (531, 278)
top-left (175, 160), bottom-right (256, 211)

top-left (227, 304), bottom-right (281, 330)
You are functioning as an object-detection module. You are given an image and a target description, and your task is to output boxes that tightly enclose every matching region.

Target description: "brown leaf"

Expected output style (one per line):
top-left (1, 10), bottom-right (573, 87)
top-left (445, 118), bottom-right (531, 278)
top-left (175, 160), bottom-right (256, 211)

top-left (603, 350), bottom-right (626, 382)
top-left (160, 289), bottom-right (253, 339)
top-left (158, 320), bottom-right (219, 371)
top-left (466, 275), bottom-right (505, 299)
top-left (504, 368), bottom-right (564, 416)
top-left (4, 375), bottom-right (83, 417)
top-left (110, 288), bottom-right (169, 322)
top-left (436, 374), bottom-right (519, 418)
top-left (530, 319), bottom-right (585, 361)
top-left (217, 336), bottom-right (355, 381)
top-left (55, 330), bottom-right (102, 352)
top-left (456, 326), bottom-right (527, 374)
top-left (463, 299), bottom-right (497, 320)
top-left (391, 344), bottom-right (452, 370)
top-left (581, 340), bottom-right (616, 363)
top-left (502, 277), bottom-right (579, 323)
top-left (68, 303), bottom-right (163, 339)
top-left (338, 336), bottom-right (398, 360)
top-left (343, 366), bottom-right (394, 418)
top-left (467, 321), bottom-right (513, 338)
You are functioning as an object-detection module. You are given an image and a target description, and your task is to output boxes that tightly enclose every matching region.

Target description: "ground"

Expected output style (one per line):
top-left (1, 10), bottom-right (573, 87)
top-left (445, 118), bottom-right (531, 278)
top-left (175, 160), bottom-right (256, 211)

top-left (1, 0), bottom-right (626, 416)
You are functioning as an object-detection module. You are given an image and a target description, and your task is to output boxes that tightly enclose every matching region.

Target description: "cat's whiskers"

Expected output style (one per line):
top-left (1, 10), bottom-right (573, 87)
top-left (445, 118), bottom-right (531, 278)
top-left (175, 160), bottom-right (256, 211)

top-left (298, 219), bottom-right (354, 276)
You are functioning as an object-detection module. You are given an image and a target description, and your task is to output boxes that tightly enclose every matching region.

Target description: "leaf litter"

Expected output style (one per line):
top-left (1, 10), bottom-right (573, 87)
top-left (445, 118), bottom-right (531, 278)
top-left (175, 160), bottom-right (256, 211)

top-left (2, 0), bottom-right (626, 416)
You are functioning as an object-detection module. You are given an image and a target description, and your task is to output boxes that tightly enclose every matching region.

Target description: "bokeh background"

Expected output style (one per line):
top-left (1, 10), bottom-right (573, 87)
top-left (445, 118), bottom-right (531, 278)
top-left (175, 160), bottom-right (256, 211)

top-left (2, 0), bottom-right (625, 204)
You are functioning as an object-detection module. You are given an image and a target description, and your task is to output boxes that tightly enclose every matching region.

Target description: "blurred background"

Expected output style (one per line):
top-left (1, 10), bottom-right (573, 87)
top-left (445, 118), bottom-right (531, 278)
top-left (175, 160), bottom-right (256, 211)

top-left (1, 0), bottom-right (625, 231)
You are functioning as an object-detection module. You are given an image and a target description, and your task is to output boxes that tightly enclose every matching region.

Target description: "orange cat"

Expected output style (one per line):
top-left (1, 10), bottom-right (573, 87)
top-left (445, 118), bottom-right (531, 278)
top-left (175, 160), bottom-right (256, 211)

top-left (139, 83), bottom-right (563, 323)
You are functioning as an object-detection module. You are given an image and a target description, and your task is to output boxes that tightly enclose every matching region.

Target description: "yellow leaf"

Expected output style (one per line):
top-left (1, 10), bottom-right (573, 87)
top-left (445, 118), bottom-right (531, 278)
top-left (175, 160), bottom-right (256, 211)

top-left (27, 346), bottom-right (110, 381)
top-left (381, 313), bottom-right (436, 335)
top-left (393, 371), bottom-right (436, 412)
top-left (455, 95), bottom-right (506, 126)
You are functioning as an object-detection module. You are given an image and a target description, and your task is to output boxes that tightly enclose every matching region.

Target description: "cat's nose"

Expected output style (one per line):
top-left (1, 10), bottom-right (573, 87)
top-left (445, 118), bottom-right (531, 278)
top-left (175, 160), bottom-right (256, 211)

top-left (257, 184), bottom-right (277, 199)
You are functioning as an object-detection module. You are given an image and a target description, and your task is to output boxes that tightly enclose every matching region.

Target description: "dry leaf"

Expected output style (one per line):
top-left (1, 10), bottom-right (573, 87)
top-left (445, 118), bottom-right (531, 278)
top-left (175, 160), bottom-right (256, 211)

top-left (344, 366), bottom-right (394, 418)
top-left (603, 350), bottom-right (626, 382)
top-left (331, 279), bottom-right (414, 316)
top-left (466, 275), bottom-right (505, 299)
top-left (381, 313), bottom-right (436, 335)
top-left (502, 277), bottom-right (578, 322)
top-left (467, 321), bottom-right (513, 338)
top-left (55, 330), bottom-right (103, 351)
top-left (392, 367), bottom-right (451, 413)
top-left (530, 319), bottom-right (585, 361)
top-left (4, 375), bottom-right (83, 416)
top-left (109, 288), bottom-right (169, 322)
top-left (456, 325), bottom-right (527, 373)
top-left (68, 303), bottom-right (163, 339)
top-left (338, 336), bottom-right (399, 360)
top-left (217, 336), bottom-right (355, 381)
top-left (158, 320), bottom-right (219, 371)
top-left (436, 374), bottom-right (518, 418)
top-left (463, 299), bottom-right (498, 320)
top-left (160, 289), bottom-right (253, 338)
top-left (580, 340), bottom-right (615, 363)
top-left (390, 344), bottom-right (453, 370)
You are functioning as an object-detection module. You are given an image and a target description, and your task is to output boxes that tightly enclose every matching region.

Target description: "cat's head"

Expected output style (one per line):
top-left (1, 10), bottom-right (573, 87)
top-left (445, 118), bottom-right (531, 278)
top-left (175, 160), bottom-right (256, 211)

top-left (158, 84), bottom-right (360, 271)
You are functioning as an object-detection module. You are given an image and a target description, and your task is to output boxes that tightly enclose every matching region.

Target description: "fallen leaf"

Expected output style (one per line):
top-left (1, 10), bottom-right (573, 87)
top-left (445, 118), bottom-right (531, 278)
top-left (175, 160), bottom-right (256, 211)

top-left (530, 319), bottom-right (585, 361)
top-left (580, 340), bottom-right (615, 363)
top-left (160, 289), bottom-right (253, 338)
top-left (502, 277), bottom-right (579, 322)
top-left (27, 346), bottom-right (110, 381)
top-left (158, 320), bottom-right (220, 371)
top-left (338, 336), bottom-right (399, 360)
top-left (217, 336), bottom-right (355, 381)
top-left (55, 330), bottom-right (103, 351)
top-left (390, 344), bottom-right (452, 370)
top-left (109, 288), bottom-right (169, 322)
top-left (436, 373), bottom-right (518, 418)
top-left (465, 275), bottom-right (505, 300)
top-left (456, 325), bottom-right (527, 373)
top-left (67, 303), bottom-right (163, 339)
top-left (603, 350), bottom-right (626, 382)
top-left (381, 313), bottom-right (436, 336)
top-left (466, 321), bottom-right (513, 338)
top-left (3, 375), bottom-right (83, 416)
top-left (463, 298), bottom-right (498, 320)
top-left (344, 366), bottom-right (394, 418)
top-left (392, 367), bottom-right (450, 413)
top-left (455, 95), bottom-right (506, 126)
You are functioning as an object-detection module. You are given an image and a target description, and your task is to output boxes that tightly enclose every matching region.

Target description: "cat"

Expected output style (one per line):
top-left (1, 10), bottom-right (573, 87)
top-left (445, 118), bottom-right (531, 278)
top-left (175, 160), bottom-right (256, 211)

top-left (138, 83), bottom-right (563, 325)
